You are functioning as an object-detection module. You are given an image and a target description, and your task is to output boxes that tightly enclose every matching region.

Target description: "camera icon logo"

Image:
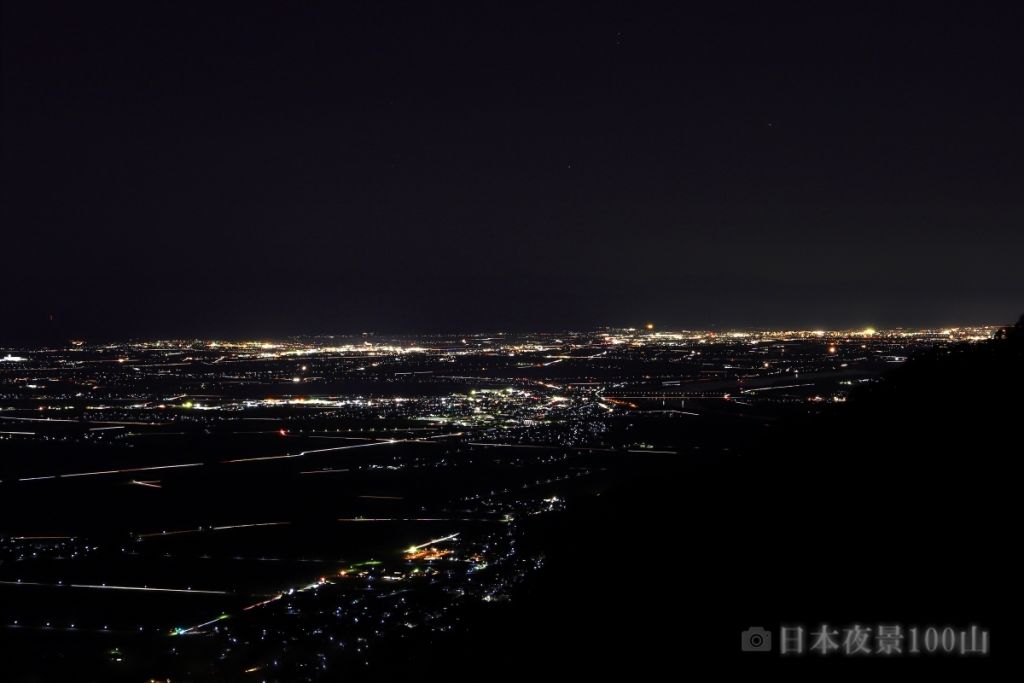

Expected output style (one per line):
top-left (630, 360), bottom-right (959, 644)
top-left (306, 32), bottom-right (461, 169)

top-left (741, 626), bottom-right (772, 652)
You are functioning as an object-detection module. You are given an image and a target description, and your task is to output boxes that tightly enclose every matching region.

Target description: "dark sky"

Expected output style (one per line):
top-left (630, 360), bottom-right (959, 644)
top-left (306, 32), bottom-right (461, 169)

top-left (2, 2), bottom-right (1022, 342)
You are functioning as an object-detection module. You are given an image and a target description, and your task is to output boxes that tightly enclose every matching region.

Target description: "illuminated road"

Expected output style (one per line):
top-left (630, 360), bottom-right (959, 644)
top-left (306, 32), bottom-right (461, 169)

top-left (0, 580), bottom-right (229, 595)
top-left (13, 462), bottom-right (204, 483)
top-left (221, 434), bottom-right (460, 465)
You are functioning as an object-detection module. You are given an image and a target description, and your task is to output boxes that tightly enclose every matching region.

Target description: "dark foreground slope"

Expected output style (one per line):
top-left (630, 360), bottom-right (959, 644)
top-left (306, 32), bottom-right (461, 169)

top-left (371, 321), bottom-right (1021, 679)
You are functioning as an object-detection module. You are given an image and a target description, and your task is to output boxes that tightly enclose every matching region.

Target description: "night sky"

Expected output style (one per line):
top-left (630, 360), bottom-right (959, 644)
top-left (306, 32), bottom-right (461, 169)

top-left (3, 2), bottom-right (1022, 343)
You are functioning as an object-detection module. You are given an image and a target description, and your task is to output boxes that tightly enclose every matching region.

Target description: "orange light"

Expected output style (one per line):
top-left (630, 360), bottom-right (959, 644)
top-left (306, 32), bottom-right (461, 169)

top-left (405, 547), bottom-right (453, 561)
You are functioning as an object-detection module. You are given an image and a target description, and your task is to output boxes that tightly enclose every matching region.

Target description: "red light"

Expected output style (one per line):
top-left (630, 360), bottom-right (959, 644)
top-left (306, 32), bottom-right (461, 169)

top-left (279, 429), bottom-right (287, 436)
